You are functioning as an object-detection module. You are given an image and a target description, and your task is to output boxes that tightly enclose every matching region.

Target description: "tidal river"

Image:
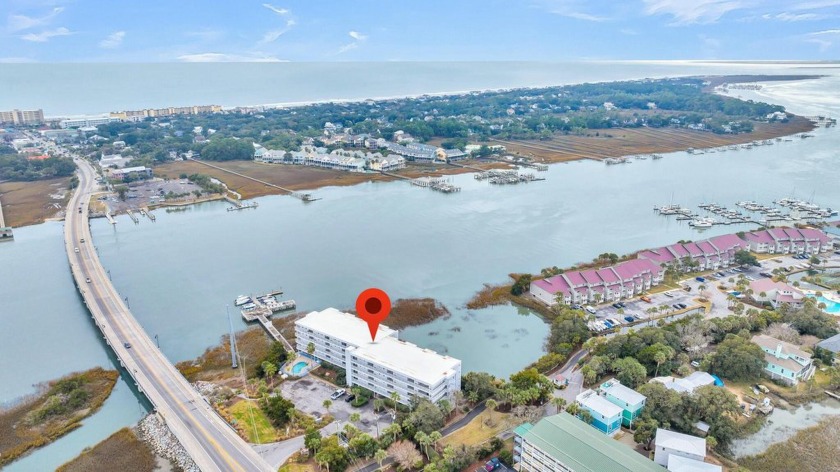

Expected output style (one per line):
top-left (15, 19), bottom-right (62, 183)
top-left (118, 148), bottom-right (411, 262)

top-left (1, 65), bottom-right (839, 469)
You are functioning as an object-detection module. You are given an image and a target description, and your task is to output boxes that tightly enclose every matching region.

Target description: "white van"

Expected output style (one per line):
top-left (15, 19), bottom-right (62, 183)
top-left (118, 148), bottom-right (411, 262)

top-left (584, 306), bottom-right (597, 315)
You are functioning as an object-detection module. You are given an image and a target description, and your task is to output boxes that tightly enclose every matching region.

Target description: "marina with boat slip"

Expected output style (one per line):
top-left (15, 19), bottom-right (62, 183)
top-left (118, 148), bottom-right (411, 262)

top-left (654, 197), bottom-right (838, 229)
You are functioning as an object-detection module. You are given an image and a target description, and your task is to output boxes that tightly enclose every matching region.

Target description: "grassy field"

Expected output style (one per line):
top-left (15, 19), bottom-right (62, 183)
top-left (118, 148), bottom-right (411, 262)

top-left (0, 367), bottom-right (119, 467)
top-left (738, 416), bottom-right (840, 472)
top-left (494, 117), bottom-right (814, 164)
top-left (227, 399), bottom-right (278, 444)
top-left (0, 177), bottom-right (71, 227)
top-left (56, 427), bottom-right (158, 472)
top-left (441, 409), bottom-right (514, 448)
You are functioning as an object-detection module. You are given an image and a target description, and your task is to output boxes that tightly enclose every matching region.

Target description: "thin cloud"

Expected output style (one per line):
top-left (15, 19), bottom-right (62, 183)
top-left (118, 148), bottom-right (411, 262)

top-left (21, 26), bottom-right (72, 42)
top-left (810, 28), bottom-right (840, 35)
top-left (185, 29), bottom-right (225, 41)
top-left (534, 0), bottom-right (608, 21)
top-left (262, 4), bottom-right (289, 15)
top-left (259, 19), bottom-right (296, 44)
top-left (99, 31), bottom-right (126, 49)
top-left (348, 31), bottom-right (367, 41)
top-left (7, 7), bottom-right (64, 32)
top-left (337, 30), bottom-right (368, 55)
top-left (177, 52), bottom-right (286, 62)
top-left (643, 0), bottom-right (755, 25)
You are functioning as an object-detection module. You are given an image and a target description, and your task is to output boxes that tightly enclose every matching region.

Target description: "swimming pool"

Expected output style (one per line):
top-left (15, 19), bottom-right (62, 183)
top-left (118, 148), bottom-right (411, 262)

top-left (816, 296), bottom-right (840, 314)
top-left (291, 361), bottom-right (308, 375)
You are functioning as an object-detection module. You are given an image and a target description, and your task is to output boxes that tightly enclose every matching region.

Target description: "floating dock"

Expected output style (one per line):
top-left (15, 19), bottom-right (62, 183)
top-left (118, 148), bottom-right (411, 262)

top-left (474, 169), bottom-right (544, 184)
top-left (411, 176), bottom-right (461, 193)
top-left (237, 290), bottom-right (296, 350)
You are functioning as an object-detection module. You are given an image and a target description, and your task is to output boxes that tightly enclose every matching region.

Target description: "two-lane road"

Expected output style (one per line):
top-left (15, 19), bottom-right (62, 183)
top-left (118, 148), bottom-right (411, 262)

top-left (65, 158), bottom-right (272, 471)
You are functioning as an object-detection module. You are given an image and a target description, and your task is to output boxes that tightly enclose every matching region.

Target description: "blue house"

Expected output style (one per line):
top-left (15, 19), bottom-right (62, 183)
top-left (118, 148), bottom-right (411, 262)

top-left (576, 389), bottom-right (622, 435)
top-left (752, 334), bottom-right (814, 385)
top-left (599, 378), bottom-right (646, 428)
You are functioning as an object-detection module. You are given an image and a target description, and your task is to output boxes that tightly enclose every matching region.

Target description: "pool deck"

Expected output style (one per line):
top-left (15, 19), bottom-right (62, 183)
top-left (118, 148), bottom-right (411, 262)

top-left (283, 354), bottom-right (318, 377)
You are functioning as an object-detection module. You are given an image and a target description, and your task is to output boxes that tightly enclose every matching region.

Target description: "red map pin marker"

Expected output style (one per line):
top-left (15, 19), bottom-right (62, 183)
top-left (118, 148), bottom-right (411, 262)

top-left (356, 288), bottom-right (391, 341)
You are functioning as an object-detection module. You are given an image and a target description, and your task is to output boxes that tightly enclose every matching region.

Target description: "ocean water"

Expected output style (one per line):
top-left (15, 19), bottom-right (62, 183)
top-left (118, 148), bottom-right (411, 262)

top-left (1, 61), bottom-right (836, 116)
top-left (1, 61), bottom-right (839, 467)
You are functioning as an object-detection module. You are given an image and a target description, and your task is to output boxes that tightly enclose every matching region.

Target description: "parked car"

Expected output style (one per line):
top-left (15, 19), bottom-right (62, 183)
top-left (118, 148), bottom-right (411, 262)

top-left (640, 296), bottom-right (652, 303)
top-left (633, 313), bottom-right (643, 320)
top-left (759, 272), bottom-right (773, 278)
top-left (571, 304), bottom-right (582, 310)
top-left (690, 360), bottom-right (701, 368)
top-left (584, 306), bottom-right (596, 315)
top-left (345, 394), bottom-right (356, 403)
top-left (678, 303), bottom-right (688, 309)
top-left (624, 316), bottom-right (635, 323)
top-left (123, 342), bottom-right (131, 349)
top-left (663, 292), bottom-right (674, 298)
top-left (85, 277), bottom-right (91, 283)
top-left (330, 388), bottom-right (346, 400)
top-left (673, 304), bottom-right (682, 310)
top-left (695, 276), bottom-right (706, 282)
top-left (612, 303), bottom-right (622, 309)
top-left (484, 458), bottom-right (501, 471)
top-left (603, 321), bottom-right (613, 329)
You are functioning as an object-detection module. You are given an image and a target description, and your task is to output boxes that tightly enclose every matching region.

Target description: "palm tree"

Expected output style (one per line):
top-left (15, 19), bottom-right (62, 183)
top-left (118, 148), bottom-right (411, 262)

top-left (322, 399), bottom-right (332, 415)
top-left (389, 391), bottom-right (400, 420)
top-left (374, 449), bottom-right (387, 470)
top-left (383, 422), bottom-right (401, 443)
top-left (485, 399), bottom-right (498, 426)
top-left (306, 342), bottom-right (315, 356)
top-left (566, 402), bottom-right (580, 417)
top-left (415, 431), bottom-right (431, 460)
top-left (551, 397), bottom-right (567, 413)
top-left (262, 361), bottom-right (277, 387)
top-left (428, 431), bottom-right (442, 454)
top-left (350, 412), bottom-right (361, 429)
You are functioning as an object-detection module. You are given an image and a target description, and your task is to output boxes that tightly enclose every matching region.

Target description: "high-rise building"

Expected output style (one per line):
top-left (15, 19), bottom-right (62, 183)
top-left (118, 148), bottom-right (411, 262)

top-left (0, 109), bottom-right (45, 126)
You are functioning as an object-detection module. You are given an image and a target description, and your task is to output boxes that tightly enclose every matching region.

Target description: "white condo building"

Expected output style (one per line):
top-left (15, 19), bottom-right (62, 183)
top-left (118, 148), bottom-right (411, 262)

top-left (295, 308), bottom-right (461, 404)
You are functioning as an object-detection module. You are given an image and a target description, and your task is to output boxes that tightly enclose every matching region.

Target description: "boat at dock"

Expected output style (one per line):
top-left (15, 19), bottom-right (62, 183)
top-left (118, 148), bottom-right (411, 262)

top-left (234, 295), bottom-right (252, 306)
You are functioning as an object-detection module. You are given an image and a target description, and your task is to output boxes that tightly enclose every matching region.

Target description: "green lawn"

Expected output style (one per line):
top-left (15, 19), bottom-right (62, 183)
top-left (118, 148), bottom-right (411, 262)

top-left (228, 400), bottom-right (278, 444)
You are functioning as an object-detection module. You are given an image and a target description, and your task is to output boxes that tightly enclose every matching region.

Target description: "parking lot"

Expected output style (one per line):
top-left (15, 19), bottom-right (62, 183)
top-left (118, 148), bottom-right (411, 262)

top-left (585, 249), bottom-right (840, 332)
top-left (279, 377), bottom-right (393, 437)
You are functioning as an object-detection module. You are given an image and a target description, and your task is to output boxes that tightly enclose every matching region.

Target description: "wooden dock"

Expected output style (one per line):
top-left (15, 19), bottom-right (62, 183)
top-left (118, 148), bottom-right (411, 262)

top-left (105, 211), bottom-right (117, 225)
top-left (126, 209), bottom-right (139, 224)
top-left (140, 207), bottom-right (156, 221)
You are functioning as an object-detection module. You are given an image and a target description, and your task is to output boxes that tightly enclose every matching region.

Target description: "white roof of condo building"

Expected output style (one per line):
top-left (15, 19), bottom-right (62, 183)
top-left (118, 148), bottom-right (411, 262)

top-left (296, 307), bottom-right (397, 345)
top-left (351, 337), bottom-right (461, 386)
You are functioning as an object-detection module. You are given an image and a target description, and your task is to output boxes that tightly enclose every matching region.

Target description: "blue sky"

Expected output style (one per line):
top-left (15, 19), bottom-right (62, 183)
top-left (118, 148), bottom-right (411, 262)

top-left (1, 0), bottom-right (839, 62)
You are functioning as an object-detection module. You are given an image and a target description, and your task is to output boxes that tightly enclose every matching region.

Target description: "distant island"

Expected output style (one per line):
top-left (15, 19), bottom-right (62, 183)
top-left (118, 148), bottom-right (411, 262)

top-left (0, 74), bottom-right (822, 225)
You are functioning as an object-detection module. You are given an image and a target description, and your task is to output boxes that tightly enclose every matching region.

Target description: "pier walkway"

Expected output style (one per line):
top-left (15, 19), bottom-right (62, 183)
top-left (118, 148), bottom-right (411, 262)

top-left (65, 157), bottom-right (272, 472)
top-left (0, 197), bottom-right (12, 241)
top-left (187, 158), bottom-right (316, 202)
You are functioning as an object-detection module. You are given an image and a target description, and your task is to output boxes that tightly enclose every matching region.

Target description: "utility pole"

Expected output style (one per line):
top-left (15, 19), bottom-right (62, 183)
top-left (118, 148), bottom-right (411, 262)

top-left (124, 296), bottom-right (130, 308)
top-left (227, 305), bottom-right (238, 369)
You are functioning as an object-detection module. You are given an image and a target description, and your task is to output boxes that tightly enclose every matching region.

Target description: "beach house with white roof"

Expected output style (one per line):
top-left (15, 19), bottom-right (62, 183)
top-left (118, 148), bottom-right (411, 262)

top-left (576, 389), bottom-right (623, 435)
top-left (599, 378), bottom-right (646, 427)
top-left (654, 429), bottom-right (709, 469)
